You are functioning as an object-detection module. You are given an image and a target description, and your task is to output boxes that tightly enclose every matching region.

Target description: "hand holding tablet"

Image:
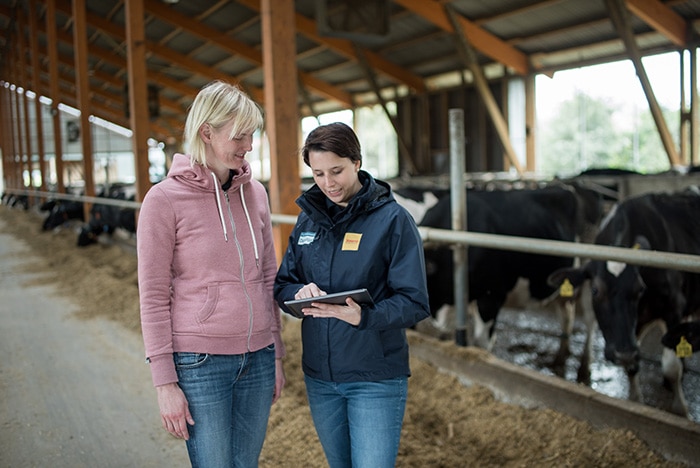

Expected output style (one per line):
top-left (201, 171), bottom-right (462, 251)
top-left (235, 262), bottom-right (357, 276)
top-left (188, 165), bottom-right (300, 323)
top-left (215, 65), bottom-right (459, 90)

top-left (283, 288), bottom-right (374, 318)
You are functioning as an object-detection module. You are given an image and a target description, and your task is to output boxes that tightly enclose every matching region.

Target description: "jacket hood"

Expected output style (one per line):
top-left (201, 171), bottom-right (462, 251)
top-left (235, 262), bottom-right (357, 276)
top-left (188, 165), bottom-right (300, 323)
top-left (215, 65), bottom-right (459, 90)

top-left (297, 170), bottom-right (393, 228)
top-left (168, 152), bottom-right (253, 192)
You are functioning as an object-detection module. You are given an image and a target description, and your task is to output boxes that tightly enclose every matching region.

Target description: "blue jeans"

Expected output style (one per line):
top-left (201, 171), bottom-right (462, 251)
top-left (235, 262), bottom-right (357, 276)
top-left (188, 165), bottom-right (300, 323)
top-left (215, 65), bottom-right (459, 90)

top-left (304, 375), bottom-right (408, 468)
top-left (175, 345), bottom-right (275, 468)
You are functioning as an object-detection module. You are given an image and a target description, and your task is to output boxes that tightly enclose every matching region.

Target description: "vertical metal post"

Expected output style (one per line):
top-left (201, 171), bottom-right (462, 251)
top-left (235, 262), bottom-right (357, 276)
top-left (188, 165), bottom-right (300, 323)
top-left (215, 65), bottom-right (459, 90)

top-left (449, 109), bottom-right (468, 346)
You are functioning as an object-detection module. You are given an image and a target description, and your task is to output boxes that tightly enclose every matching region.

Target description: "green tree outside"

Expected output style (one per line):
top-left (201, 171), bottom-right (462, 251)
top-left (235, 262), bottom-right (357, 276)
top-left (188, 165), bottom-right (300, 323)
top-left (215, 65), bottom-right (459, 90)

top-left (537, 91), bottom-right (679, 177)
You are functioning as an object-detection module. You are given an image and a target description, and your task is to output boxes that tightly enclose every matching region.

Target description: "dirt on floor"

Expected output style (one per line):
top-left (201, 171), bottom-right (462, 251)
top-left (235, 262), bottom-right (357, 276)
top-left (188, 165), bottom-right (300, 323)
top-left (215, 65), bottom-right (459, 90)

top-left (0, 205), bottom-right (687, 467)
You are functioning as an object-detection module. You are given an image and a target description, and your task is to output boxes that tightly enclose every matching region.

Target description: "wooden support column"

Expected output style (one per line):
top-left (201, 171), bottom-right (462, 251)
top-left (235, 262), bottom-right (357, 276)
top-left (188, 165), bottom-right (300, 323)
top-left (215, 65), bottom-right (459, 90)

top-left (445, 5), bottom-right (524, 175)
top-left (28, 0), bottom-right (47, 192)
top-left (680, 51), bottom-right (688, 165)
top-left (17, 6), bottom-right (33, 189)
top-left (10, 86), bottom-right (20, 189)
top-left (692, 49), bottom-right (699, 166)
top-left (125, 0), bottom-right (152, 204)
top-left (46, 0), bottom-right (65, 192)
top-left (10, 37), bottom-right (24, 188)
top-left (12, 80), bottom-right (23, 189)
top-left (525, 75), bottom-right (536, 172)
top-left (72, 0), bottom-right (96, 212)
top-left (261, 0), bottom-right (299, 261)
top-left (1, 85), bottom-right (12, 188)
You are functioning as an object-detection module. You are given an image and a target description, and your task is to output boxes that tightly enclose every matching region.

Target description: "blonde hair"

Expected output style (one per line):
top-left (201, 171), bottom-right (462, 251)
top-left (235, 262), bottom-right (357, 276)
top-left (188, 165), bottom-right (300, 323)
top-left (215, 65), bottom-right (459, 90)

top-left (183, 80), bottom-right (263, 167)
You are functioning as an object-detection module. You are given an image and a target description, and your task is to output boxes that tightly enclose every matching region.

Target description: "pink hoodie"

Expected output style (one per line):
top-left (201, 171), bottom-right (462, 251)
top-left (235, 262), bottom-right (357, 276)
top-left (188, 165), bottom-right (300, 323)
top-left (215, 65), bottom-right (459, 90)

top-left (137, 153), bottom-right (285, 387)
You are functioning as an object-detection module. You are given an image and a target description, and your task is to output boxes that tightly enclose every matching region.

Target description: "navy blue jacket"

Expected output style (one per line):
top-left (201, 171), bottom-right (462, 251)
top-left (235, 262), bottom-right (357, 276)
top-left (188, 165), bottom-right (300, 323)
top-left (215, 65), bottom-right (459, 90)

top-left (274, 171), bottom-right (430, 383)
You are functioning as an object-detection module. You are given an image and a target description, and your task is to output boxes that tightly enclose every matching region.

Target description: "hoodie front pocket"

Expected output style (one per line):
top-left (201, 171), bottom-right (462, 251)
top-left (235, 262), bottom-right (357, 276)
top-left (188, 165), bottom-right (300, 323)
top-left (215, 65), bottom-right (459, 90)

top-left (195, 281), bottom-right (250, 336)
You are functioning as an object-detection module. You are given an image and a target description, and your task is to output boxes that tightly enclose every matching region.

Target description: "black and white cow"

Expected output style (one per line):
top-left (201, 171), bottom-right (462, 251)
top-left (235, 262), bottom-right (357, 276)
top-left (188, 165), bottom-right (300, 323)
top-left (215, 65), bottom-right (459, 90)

top-left (548, 191), bottom-right (700, 417)
top-left (393, 186), bottom-right (449, 224)
top-left (1, 192), bottom-right (29, 209)
top-left (662, 321), bottom-right (700, 356)
top-left (419, 183), bottom-right (603, 379)
top-left (77, 183), bottom-right (137, 247)
top-left (41, 200), bottom-right (85, 231)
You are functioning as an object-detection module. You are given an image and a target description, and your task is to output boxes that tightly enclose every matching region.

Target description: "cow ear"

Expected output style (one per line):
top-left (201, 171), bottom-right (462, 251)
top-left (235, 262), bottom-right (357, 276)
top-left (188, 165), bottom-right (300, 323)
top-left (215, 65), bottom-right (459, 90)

top-left (547, 267), bottom-right (586, 290)
top-left (632, 235), bottom-right (650, 250)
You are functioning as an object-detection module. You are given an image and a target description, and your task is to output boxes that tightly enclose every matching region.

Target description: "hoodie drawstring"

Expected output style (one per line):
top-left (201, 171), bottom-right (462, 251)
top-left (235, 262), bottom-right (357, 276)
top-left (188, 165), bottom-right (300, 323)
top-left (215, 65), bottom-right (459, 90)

top-left (212, 172), bottom-right (259, 267)
top-left (239, 185), bottom-right (260, 267)
top-left (212, 172), bottom-right (228, 241)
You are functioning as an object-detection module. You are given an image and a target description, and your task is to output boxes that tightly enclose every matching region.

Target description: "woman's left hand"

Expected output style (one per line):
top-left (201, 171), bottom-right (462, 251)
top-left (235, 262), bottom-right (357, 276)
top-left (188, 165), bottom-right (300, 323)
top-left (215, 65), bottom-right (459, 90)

top-left (302, 297), bottom-right (362, 326)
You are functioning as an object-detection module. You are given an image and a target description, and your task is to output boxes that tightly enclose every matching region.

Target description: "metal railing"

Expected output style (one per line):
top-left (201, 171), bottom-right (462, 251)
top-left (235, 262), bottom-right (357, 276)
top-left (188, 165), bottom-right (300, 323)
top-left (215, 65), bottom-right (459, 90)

top-left (6, 186), bottom-right (700, 273)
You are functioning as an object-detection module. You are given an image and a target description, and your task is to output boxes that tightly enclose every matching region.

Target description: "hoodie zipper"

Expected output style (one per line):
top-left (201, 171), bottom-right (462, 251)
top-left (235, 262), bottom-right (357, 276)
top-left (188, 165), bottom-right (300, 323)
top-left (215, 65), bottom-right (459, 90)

top-left (224, 189), bottom-right (255, 351)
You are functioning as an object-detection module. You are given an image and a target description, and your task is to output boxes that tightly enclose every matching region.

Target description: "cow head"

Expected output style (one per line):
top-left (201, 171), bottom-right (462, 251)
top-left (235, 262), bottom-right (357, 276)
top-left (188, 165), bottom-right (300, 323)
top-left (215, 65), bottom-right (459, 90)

top-left (661, 321), bottom-right (700, 355)
top-left (77, 225), bottom-right (100, 247)
top-left (548, 236), bottom-right (650, 373)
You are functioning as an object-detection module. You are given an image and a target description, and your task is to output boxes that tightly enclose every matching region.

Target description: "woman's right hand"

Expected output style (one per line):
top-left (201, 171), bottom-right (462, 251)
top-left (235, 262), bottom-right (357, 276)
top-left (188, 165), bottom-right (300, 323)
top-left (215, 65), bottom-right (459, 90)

top-left (294, 282), bottom-right (326, 299)
top-left (156, 382), bottom-right (195, 440)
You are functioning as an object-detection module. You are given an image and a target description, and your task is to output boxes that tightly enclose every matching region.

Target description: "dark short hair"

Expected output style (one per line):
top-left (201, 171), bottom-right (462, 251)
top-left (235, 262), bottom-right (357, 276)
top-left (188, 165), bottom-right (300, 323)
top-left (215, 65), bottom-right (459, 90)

top-left (301, 122), bottom-right (362, 167)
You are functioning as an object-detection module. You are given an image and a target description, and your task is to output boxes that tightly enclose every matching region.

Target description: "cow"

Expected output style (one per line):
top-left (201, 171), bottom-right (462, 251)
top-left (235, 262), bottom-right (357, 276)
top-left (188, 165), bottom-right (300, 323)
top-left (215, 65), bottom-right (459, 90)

top-left (662, 321), bottom-right (700, 356)
top-left (41, 200), bottom-right (85, 231)
top-left (77, 183), bottom-right (137, 247)
top-left (393, 185), bottom-right (448, 224)
top-left (1, 192), bottom-right (29, 210)
top-left (547, 191), bottom-right (700, 417)
top-left (419, 183), bottom-right (603, 381)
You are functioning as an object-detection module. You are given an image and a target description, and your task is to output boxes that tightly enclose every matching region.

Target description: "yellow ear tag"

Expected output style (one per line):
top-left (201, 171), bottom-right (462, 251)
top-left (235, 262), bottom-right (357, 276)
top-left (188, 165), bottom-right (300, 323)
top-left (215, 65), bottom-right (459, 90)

top-left (559, 278), bottom-right (574, 298)
top-left (632, 243), bottom-right (641, 249)
top-left (676, 336), bottom-right (692, 358)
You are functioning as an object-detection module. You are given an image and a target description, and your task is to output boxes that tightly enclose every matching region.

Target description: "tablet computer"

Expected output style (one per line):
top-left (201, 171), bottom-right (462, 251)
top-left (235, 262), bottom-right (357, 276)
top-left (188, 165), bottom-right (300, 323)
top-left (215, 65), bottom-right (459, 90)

top-left (283, 288), bottom-right (374, 318)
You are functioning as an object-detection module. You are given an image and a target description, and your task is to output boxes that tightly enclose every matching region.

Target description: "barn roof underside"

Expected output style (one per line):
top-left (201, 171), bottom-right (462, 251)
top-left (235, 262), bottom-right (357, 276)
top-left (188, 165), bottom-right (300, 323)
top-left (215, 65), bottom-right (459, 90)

top-left (2, 0), bottom-right (700, 144)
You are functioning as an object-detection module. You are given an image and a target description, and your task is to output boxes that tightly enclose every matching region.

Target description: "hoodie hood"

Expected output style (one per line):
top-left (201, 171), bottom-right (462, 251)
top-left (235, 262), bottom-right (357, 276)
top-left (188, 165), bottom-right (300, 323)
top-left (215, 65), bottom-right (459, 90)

top-left (168, 153), bottom-right (258, 252)
top-left (168, 153), bottom-right (253, 192)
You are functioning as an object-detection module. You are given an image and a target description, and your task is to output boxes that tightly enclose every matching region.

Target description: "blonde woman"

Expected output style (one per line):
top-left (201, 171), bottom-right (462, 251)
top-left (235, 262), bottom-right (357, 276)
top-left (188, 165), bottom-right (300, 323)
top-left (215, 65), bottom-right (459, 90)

top-left (138, 80), bottom-right (285, 467)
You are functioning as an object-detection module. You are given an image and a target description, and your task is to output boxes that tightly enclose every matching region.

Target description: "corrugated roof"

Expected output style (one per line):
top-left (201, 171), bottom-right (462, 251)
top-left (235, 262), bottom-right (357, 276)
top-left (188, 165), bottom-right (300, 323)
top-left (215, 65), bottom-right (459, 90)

top-left (1, 0), bottom-right (698, 142)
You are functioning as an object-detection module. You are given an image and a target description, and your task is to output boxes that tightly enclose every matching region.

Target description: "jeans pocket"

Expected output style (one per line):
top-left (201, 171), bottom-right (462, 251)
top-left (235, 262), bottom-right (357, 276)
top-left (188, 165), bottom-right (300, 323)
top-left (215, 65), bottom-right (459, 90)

top-left (173, 352), bottom-right (209, 369)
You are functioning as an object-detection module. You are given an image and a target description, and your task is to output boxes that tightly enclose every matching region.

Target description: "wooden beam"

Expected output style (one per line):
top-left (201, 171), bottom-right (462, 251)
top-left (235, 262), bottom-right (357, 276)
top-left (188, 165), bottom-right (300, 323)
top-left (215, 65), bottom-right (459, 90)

top-left (445, 5), bottom-right (524, 175)
top-left (72, 0), bottom-right (97, 200)
top-left (28, 0), bottom-right (48, 192)
top-left (0, 85), bottom-right (12, 189)
top-left (144, 0), bottom-right (352, 107)
top-left (354, 44), bottom-right (418, 176)
top-left (626, 0), bottom-right (686, 47)
top-left (125, 0), bottom-right (152, 203)
top-left (16, 6), bottom-right (32, 189)
top-left (26, 47), bottom-right (180, 143)
top-left (525, 75), bottom-right (536, 172)
top-left (53, 0), bottom-right (264, 101)
top-left (45, 0), bottom-right (66, 192)
top-left (11, 41), bottom-right (27, 188)
top-left (606, 0), bottom-right (681, 166)
top-left (237, 0), bottom-right (426, 93)
top-left (261, 0), bottom-right (299, 260)
top-left (48, 25), bottom-right (194, 113)
top-left (394, 0), bottom-right (529, 75)
top-left (692, 49), bottom-right (699, 166)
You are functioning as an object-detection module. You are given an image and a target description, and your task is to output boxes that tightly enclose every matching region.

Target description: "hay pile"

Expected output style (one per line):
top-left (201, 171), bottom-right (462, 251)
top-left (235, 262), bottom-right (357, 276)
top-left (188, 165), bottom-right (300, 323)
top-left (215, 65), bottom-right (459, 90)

top-left (0, 206), bottom-right (683, 467)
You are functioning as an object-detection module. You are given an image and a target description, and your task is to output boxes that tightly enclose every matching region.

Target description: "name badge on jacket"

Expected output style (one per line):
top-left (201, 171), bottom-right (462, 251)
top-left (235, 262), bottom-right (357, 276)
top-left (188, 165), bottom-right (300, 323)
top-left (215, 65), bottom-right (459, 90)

top-left (342, 232), bottom-right (362, 251)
